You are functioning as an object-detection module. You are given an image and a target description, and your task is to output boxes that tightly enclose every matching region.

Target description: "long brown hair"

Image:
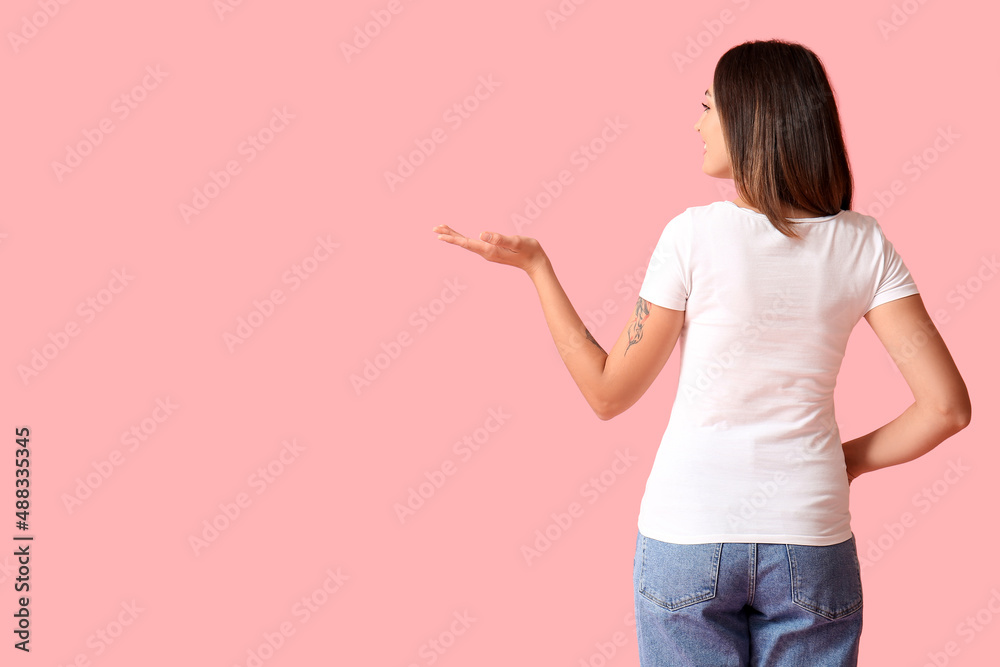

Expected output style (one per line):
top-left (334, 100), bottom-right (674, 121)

top-left (713, 39), bottom-right (853, 239)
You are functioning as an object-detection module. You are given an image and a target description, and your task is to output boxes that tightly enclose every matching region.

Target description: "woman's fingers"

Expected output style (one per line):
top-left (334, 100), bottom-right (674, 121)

top-left (434, 225), bottom-right (498, 258)
top-left (433, 225), bottom-right (474, 249)
top-left (434, 224), bottom-right (539, 272)
top-left (432, 224), bottom-right (460, 242)
top-left (481, 231), bottom-right (519, 251)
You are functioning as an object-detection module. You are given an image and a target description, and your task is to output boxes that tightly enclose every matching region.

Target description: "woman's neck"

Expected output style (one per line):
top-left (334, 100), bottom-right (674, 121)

top-left (731, 197), bottom-right (817, 219)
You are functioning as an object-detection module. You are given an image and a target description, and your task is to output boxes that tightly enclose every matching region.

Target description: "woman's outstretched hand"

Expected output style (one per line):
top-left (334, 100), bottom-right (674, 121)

top-left (433, 225), bottom-right (549, 277)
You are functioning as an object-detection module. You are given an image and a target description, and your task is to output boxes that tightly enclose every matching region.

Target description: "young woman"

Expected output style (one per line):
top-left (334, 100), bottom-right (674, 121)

top-left (432, 39), bottom-right (971, 667)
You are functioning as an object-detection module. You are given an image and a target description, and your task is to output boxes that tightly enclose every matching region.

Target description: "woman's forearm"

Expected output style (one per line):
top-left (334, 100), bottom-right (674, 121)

top-left (842, 402), bottom-right (969, 478)
top-left (527, 256), bottom-right (610, 416)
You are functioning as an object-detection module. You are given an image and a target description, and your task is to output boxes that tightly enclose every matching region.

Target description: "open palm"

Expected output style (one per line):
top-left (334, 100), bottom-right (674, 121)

top-left (433, 224), bottom-right (548, 276)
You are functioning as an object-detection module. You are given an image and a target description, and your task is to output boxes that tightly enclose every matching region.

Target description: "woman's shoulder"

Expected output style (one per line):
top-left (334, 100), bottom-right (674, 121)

top-left (683, 200), bottom-right (881, 229)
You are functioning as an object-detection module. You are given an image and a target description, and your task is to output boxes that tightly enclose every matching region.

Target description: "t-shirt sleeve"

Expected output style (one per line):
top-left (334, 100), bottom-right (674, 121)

top-left (638, 209), bottom-right (692, 311)
top-left (864, 224), bottom-right (920, 314)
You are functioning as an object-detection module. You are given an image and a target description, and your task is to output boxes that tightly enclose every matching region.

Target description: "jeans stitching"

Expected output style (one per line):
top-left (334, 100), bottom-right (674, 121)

top-left (642, 534), bottom-right (648, 595)
top-left (639, 540), bottom-right (721, 611)
top-left (787, 540), bottom-right (863, 620)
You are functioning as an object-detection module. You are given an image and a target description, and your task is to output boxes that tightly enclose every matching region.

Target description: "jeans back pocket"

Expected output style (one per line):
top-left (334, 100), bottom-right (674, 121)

top-left (637, 535), bottom-right (722, 611)
top-left (786, 536), bottom-right (863, 620)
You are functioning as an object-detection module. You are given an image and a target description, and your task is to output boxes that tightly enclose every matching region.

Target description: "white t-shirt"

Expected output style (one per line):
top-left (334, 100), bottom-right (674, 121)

top-left (636, 200), bottom-right (920, 546)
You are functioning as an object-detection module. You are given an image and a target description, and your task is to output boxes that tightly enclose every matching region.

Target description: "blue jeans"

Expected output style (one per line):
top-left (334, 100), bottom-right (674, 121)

top-left (633, 531), bottom-right (863, 666)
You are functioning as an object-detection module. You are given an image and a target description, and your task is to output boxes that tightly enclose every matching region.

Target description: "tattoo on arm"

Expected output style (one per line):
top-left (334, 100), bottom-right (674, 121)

top-left (584, 328), bottom-right (606, 354)
top-left (625, 297), bottom-right (651, 356)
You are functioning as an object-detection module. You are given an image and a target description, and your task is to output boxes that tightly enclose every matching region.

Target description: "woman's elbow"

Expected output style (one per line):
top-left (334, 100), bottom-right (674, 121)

top-left (949, 400), bottom-right (972, 431)
top-left (593, 404), bottom-right (615, 421)
top-left (593, 397), bottom-right (619, 421)
top-left (594, 392), bottom-right (634, 421)
top-left (936, 393), bottom-right (972, 432)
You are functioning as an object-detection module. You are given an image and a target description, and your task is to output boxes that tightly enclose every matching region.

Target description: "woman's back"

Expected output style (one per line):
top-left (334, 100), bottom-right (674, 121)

top-left (636, 200), bottom-right (919, 546)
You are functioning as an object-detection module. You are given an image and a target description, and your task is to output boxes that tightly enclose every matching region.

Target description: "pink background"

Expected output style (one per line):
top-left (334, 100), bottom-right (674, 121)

top-left (3, 1), bottom-right (998, 665)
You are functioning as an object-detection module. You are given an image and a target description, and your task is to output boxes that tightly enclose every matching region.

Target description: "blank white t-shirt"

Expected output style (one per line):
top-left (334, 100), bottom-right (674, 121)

top-left (637, 200), bottom-right (920, 546)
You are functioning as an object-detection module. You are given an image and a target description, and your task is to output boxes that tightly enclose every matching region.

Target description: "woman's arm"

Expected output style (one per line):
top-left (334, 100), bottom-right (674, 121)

top-left (525, 255), bottom-right (610, 414)
top-left (528, 256), bottom-right (684, 420)
top-left (433, 225), bottom-right (683, 420)
top-left (843, 294), bottom-right (971, 480)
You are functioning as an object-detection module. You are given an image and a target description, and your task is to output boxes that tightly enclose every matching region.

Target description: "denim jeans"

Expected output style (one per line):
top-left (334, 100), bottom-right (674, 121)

top-left (633, 530), bottom-right (863, 666)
